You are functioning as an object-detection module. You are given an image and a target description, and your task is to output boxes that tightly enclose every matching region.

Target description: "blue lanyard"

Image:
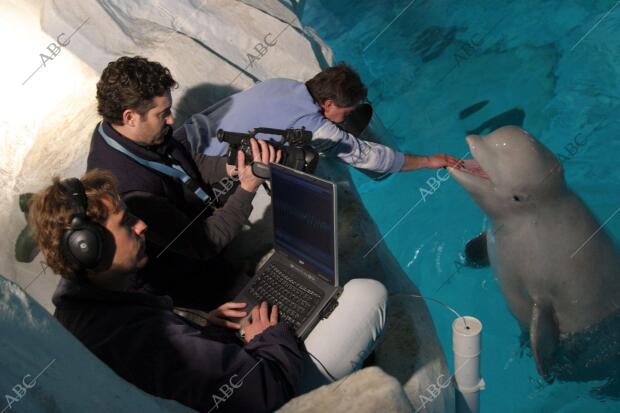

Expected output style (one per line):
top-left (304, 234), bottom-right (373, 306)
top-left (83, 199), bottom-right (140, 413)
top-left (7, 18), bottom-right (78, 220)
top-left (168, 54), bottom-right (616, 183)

top-left (98, 122), bottom-right (212, 203)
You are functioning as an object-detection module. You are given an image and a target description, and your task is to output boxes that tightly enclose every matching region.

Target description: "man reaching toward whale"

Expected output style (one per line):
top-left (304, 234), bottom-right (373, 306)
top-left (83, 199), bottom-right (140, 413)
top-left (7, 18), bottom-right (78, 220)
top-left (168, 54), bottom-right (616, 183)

top-left (181, 63), bottom-right (462, 174)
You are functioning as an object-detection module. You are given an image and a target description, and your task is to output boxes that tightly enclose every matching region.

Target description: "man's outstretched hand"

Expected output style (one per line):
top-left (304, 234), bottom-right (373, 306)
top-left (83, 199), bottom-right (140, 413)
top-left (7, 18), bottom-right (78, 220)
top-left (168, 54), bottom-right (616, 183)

top-left (425, 154), bottom-right (463, 169)
top-left (400, 153), bottom-right (464, 171)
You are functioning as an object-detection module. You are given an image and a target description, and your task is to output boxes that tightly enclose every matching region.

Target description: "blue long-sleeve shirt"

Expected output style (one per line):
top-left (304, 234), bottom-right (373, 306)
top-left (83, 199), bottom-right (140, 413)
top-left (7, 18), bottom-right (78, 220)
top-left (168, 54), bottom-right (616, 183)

top-left (182, 78), bottom-right (405, 174)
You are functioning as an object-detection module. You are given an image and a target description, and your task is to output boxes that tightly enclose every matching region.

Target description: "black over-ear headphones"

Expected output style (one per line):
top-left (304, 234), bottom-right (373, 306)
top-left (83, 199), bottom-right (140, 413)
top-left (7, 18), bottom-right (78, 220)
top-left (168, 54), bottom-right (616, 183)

top-left (60, 178), bottom-right (105, 271)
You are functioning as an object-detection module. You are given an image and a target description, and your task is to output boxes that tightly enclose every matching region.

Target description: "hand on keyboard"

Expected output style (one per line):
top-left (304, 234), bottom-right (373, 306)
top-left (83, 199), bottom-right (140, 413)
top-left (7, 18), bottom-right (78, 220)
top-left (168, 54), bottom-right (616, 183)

top-left (248, 265), bottom-right (323, 330)
top-left (241, 301), bottom-right (279, 344)
top-left (206, 302), bottom-right (248, 330)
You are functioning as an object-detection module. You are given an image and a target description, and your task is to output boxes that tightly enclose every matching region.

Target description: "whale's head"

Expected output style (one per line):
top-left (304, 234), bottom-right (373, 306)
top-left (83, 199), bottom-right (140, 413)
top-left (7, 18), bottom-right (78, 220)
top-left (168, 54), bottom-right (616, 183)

top-left (448, 126), bottom-right (565, 220)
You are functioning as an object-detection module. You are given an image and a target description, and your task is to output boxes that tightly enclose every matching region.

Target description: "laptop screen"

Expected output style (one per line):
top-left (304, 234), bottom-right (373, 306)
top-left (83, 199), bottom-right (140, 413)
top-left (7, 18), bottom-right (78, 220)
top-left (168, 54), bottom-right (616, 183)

top-left (270, 164), bottom-right (336, 284)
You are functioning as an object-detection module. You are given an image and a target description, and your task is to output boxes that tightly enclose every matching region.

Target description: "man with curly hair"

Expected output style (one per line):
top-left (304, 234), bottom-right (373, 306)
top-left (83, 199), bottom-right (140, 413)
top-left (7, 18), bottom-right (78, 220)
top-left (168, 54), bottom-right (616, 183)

top-left (88, 56), bottom-right (277, 311)
top-left (29, 170), bottom-right (387, 413)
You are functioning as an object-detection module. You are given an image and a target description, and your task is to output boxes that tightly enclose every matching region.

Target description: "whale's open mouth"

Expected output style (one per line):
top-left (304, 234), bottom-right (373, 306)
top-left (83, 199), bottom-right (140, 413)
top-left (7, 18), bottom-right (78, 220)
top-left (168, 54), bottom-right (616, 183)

top-left (460, 159), bottom-right (490, 180)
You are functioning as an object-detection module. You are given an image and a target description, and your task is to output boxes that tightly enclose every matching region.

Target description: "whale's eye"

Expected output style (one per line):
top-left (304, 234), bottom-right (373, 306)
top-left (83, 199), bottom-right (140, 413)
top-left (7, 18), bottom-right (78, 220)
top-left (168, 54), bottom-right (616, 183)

top-left (513, 195), bottom-right (521, 202)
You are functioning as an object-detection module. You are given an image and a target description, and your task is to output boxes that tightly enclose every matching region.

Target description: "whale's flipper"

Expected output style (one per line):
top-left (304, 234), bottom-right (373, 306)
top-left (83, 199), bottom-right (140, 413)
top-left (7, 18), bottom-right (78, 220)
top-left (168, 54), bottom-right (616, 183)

top-left (530, 302), bottom-right (559, 382)
top-left (465, 232), bottom-right (489, 267)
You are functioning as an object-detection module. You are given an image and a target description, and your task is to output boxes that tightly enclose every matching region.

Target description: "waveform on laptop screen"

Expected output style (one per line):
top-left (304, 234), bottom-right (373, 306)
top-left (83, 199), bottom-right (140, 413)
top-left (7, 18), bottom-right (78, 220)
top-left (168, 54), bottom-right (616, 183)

top-left (271, 168), bottom-right (335, 281)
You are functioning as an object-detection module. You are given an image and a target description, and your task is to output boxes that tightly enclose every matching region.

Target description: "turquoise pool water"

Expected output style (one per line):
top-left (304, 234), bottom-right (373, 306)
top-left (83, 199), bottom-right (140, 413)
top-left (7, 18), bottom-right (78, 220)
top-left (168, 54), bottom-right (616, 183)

top-left (303, 1), bottom-right (620, 412)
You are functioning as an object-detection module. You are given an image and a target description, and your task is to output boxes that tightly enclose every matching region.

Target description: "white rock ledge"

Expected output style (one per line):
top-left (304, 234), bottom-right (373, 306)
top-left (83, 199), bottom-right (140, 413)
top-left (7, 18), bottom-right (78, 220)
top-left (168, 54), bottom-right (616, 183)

top-left (1, 1), bottom-right (453, 412)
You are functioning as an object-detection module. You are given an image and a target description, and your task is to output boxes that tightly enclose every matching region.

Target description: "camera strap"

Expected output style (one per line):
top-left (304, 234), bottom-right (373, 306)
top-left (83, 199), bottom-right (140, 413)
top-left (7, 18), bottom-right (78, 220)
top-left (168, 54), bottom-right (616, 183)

top-left (98, 122), bottom-right (216, 205)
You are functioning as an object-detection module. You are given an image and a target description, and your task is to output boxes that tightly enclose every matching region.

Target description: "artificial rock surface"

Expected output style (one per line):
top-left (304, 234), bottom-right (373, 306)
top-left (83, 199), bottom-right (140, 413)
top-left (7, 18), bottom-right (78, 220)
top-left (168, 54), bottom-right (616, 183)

top-left (2, 1), bottom-right (452, 411)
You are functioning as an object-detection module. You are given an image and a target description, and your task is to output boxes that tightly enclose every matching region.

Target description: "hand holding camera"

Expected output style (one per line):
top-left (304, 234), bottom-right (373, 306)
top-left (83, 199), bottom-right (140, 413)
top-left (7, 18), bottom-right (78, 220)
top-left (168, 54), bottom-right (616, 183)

top-left (217, 127), bottom-right (319, 175)
top-left (237, 138), bottom-right (282, 193)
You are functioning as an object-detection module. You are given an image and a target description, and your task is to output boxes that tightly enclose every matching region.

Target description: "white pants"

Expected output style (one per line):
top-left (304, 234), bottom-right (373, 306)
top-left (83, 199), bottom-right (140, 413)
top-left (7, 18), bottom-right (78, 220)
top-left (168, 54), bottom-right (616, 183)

top-left (300, 278), bottom-right (388, 392)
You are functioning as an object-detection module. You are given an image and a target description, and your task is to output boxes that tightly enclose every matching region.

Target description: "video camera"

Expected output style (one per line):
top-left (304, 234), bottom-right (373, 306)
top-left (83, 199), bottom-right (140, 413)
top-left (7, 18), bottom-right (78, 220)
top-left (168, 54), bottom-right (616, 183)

top-left (217, 127), bottom-right (319, 174)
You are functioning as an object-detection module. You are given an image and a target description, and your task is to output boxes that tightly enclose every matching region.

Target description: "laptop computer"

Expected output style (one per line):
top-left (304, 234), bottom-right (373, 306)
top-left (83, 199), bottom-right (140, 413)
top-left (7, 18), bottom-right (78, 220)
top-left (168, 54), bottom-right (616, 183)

top-left (234, 163), bottom-right (343, 340)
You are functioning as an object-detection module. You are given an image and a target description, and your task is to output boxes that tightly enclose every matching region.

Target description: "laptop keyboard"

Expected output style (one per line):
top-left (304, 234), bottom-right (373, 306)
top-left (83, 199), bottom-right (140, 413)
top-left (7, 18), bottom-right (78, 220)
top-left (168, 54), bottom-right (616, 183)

top-left (248, 264), bottom-right (323, 329)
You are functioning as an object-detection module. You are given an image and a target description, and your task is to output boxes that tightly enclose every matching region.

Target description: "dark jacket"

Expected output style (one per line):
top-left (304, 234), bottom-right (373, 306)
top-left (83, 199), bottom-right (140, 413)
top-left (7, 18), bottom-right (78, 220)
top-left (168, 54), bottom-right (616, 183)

top-left (86, 122), bottom-right (254, 308)
top-left (52, 278), bottom-right (304, 413)
top-left (87, 121), bottom-right (254, 257)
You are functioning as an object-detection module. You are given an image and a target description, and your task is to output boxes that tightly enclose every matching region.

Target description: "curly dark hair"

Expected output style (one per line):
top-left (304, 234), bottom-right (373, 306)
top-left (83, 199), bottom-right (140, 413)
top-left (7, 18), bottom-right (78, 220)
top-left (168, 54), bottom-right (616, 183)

top-left (305, 63), bottom-right (367, 107)
top-left (28, 169), bottom-right (121, 279)
top-left (96, 56), bottom-right (178, 125)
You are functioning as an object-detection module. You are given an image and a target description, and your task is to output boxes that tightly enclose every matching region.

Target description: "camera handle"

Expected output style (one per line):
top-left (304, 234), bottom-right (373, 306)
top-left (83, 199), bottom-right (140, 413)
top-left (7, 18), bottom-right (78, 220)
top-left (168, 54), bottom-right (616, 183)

top-left (251, 162), bottom-right (270, 179)
top-left (250, 162), bottom-right (272, 196)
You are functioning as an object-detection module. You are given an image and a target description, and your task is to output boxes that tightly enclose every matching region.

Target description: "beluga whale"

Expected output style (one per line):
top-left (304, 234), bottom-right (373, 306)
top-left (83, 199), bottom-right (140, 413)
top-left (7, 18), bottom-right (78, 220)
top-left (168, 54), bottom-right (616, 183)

top-left (448, 125), bottom-right (620, 385)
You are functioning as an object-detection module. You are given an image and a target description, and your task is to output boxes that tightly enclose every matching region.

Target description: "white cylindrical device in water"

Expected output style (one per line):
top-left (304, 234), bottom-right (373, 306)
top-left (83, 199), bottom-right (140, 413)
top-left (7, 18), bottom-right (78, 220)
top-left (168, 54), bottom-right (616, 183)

top-left (452, 316), bottom-right (485, 413)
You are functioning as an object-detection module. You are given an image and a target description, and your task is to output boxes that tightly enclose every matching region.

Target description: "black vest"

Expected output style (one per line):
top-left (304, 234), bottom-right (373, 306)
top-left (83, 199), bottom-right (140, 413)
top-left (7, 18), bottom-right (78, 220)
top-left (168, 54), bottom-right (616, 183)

top-left (86, 122), bottom-right (210, 217)
top-left (86, 123), bottom-right (234, 309)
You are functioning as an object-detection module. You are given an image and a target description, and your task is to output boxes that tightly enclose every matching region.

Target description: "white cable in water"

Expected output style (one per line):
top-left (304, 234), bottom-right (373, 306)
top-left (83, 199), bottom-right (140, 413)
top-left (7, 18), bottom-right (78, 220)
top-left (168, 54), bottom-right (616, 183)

top-left (390, 293), bottom-right (469, 329)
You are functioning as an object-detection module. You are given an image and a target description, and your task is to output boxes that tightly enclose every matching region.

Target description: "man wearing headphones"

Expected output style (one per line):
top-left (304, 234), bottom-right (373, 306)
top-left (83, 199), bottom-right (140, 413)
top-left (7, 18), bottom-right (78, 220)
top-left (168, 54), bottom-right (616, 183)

top-left (28, 169), bottom-right (387, 412)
